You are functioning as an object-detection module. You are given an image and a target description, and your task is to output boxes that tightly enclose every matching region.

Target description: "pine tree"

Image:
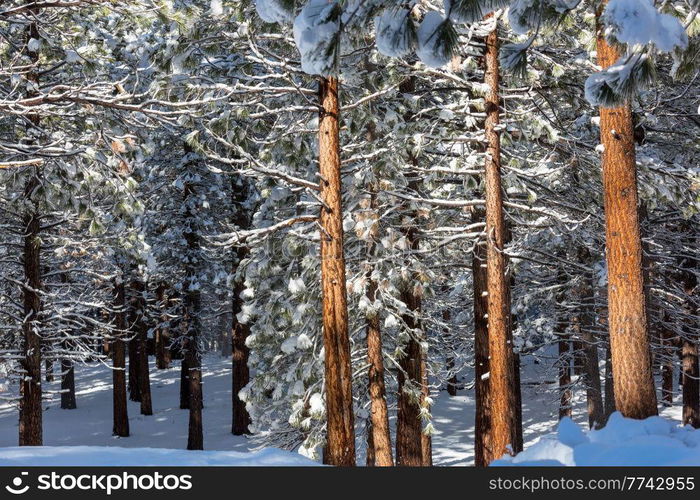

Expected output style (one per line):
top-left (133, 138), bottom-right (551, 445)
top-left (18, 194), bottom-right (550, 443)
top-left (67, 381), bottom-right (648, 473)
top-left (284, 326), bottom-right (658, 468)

top-left (482, 19), bottom-right (516, 461)
top-left (318, 76), bottom-right (355, 466)
top-left (595, 1), bottom-right (658, 419)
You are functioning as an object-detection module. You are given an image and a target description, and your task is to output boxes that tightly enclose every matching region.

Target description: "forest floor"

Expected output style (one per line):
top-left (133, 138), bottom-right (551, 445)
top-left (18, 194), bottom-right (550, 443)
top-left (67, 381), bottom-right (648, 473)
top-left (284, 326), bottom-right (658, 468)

top-left (0, 354), bottom-right (685, 465)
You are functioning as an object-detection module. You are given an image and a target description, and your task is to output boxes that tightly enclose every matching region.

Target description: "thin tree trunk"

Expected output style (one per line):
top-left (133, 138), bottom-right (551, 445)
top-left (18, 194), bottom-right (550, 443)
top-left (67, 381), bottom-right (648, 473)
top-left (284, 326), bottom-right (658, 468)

top-left (180, 358), bottom-right (190, 410)
top-left (682, 338), bottom-right (699, 428)
top-left (112, 280), bottom-right (129, 437)
top-left (318, 76), bottom-right (355, 466)
top-left (445, 309), bottom-right (458, 397)
top-left (395, 175), bottom-right (430, 467)
top-left (128, 315), bottom-right (141, 402)
top-left (420, 354), bottom-right (432, 466)
top-left (595, 1), bottom-right (658, 419)
top-left (155, 283), bottom-right (171, 369)
top-left (232, 249), bottom-right (251, 435)
top-left (365, 258), bottom-right (393, 465)
top-left (574, 260), bottom-right (605, 428)
top-left (483, 19), bottom-right (516, 461)
top-left (60, 356), bottom-right (76, 410)
top-left (604, 344), bottom-right (616, 421)
top-left (45, 360), bottom-right (54, 382)
top-left (134, 281), bottom-right (152, 416)
top-left (558, 330), bottom-right (572, 420)
top-left (660, 323), bottom-right (675, 407)
top-left (396, 321), bottom-right (423, 466)
top-left (472, 210), bottom-right (490, 467)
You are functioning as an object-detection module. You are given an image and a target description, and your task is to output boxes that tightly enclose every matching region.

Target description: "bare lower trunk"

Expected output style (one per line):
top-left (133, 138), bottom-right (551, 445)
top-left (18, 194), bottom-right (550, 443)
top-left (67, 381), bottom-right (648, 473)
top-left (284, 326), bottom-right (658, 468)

top-left (558, 331), bottom-right (572, 420)
top-left (128, 329), bottom-right (141, 402)
top-left (180, 358), bottom-right (190, 410)
top-left (604, 344), bottom-right (616, 422)
top-left (112, 280), bottom-right (129, 437)
top-left (60, 357), bottom-right (76, 410)
top-left (596, 1), bottom-right (658, 419)
top-left (186, 346), bottom-right (203, 450)
top-left (155, 284), bottom-right (171, 369)
top-left (318, 76), bottom-right (355, 466)
top-left (395, 175), bottom-right (430, 467)
top-left (19, 180), bottom-right (42, 446)
top-left (133, 281), bottom-right (152, 416)
top-left (365, 279), bottom-right (393, 466)
top-left (682, 339), bottom-right (699, 428)
top-left (231, 247), bottom-right (251, 435)
top-left (396, 327), bottom-right (423, 466)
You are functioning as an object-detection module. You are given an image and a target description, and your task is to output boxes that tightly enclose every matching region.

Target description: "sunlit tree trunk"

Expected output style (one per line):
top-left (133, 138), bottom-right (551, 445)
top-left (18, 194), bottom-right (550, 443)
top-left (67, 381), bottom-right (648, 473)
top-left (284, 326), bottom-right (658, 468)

top-left (482, 19), bottom-right (516, 461)
top-left (318, 76), bottom-right (355, 466)
top-left (595, 1), bottom-right (658, 419)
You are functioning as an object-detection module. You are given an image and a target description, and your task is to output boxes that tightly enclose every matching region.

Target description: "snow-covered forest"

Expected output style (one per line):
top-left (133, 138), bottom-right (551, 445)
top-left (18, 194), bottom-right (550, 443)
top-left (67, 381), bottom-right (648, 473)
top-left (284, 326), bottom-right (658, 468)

top-left (0, 0), bottom-right (699, 467)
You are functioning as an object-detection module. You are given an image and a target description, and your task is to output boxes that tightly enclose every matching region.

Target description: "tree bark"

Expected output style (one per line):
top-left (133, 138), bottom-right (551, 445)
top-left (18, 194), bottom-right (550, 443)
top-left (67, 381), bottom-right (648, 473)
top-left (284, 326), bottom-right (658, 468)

top-left (112, 280), bottom-right (129, 437)
top-left (231, 247), bottom-right (252, 435)
top-left (318, 76), bottom-right (355, 466)
top-left (18, 11), bottom-right (43, 448)
top-left (133, 281), bottom-right (152, 416)
top-left (180, 358), bottom-right (190, 410)
top-left (155, 283), bottom-right (171, 369)
top-left (483, 20), bottom-right (516, 461)
top-left (558, 329), bottom-right (572, 420)
top-left (682, 338), bottom-right (699, 428)
top-left (395, 176), bottom-right (431, 467)
top-left (595, 1), bottom-right (658, 419)
top-left (573, 258), bottom-right (605, 428)
top-left (365, 251), bottom-right (393, 465)
top-left (183, 159), bottom-right (203, 450)
top-left (472, 209), bottom-right (491, 466)
top-left (603, 344), bottom-right (616, 422)
top-left (60, 356), bottom-right (76, 410)
top-left (660, 322), bottom-right (675, 407)
top-left (20, 195), bottom-right (42, 446)
top-left (128, 316), bottom-right (141, 402)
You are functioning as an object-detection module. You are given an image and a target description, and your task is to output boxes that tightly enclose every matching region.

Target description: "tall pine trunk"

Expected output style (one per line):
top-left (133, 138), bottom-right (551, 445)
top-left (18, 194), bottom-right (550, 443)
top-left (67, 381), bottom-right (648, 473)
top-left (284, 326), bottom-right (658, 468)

top-left (112, 280), bottom-right (129, 437)
top-left (482, 19), bottom-right (516, 461)
top-left (18, 12), bottom-right (43, 448)
top-left (595, 1), bottom-right (658, 419)
top-left (318, 76), bottom-right (355, 466)
top-left (183, 147), bottom-right (203, 450)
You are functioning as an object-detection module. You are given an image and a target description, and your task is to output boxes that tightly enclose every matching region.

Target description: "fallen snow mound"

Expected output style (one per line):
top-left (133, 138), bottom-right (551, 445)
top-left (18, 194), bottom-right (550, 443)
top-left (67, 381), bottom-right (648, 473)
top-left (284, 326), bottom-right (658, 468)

top-left (494, 412), bottom-right (700, 466)
top-left (0, 446), bottom-right (319, 467)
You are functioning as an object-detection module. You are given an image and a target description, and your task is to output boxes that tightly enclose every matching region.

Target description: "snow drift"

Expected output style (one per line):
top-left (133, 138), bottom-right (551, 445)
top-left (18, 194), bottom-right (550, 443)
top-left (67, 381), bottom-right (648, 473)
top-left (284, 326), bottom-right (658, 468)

top-left (0, 446), bottom-right (320, 467)
top-left (494, 412), bottom-right (700, 466)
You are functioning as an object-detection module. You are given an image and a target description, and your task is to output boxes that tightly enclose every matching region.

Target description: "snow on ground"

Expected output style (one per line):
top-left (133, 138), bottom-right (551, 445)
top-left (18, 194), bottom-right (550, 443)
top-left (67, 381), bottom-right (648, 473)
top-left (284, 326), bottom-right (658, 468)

top-left (494, 412), bottom-right (700, 466)
top-left (0, 446), bottom-right (317, 466)
top-left (0, 353), bottom-right (688, 466)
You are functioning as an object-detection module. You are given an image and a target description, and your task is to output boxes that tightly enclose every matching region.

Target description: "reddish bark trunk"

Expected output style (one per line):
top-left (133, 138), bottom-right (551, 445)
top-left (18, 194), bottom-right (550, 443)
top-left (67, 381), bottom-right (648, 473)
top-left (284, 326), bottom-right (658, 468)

top-left (318, 76), bottom-right (356, 466)
top-left (596, 1), bottom-right (658, 419)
